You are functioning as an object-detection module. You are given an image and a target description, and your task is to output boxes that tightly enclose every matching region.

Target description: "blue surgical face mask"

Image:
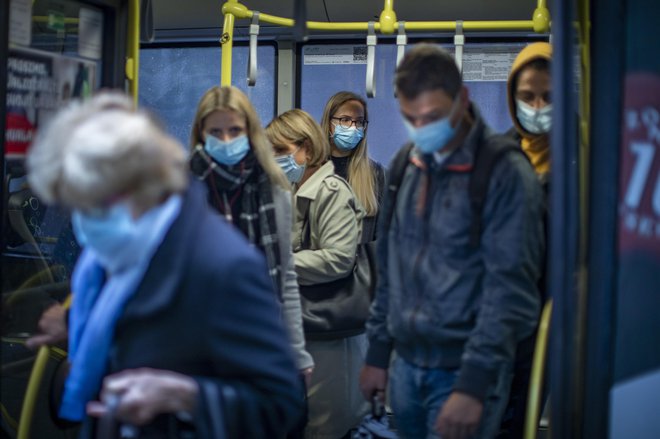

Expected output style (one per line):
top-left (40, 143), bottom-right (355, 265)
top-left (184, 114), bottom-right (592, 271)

top-left (332, 125), bottom-right (364, 151)
top-left (72, 202), bottom-right (137, 267)
top-left (516, 100), bottom-right (552, 134)
top-left (404, 96), bottom-right (461, 155)
top-left (275, 151), bottom-right (306, 184)
top-left (204, 134), bottom-right (250, 166)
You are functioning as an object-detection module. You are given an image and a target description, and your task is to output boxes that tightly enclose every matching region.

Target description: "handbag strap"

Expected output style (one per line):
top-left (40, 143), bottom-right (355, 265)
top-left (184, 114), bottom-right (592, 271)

top-left (301, 206), bottom-right (312, 251)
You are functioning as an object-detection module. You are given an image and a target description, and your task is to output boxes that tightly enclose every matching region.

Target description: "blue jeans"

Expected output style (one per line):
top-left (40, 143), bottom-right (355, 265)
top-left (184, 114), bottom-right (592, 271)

top-left (389, 356), bottom-right (512, 439)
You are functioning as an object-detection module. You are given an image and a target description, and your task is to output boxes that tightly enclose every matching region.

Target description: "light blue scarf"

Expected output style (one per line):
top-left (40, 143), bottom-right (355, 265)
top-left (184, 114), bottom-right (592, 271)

top-left (59, 195), bottom-right (182, 421)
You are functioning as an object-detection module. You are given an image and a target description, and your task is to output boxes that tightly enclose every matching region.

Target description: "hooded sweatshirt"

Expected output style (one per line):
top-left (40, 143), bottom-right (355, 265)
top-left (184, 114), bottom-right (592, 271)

top-left (507, 42), bottom-right (552, 178)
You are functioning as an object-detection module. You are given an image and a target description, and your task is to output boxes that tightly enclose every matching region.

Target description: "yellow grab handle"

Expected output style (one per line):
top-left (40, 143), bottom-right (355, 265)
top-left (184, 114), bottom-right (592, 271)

top-left (524, 299), bottom-right (553, 439)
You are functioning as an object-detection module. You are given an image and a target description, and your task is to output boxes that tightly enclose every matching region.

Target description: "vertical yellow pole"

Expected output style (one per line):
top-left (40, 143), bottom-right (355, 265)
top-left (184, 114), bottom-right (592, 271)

top-left (126, 0), bottom-right (140, 103)
top-left (17, 347), bottom-right (50, 439)
top-left (17, 297), bottom-right (73, 439)
top-left (533, 0), bottom-right (550, 33)
top-left (221, 0), bottom-right (237, 86)
top-left (379, 0), bottom-right (396, 34)
top-left (524, 301), bottom-right (553, 439)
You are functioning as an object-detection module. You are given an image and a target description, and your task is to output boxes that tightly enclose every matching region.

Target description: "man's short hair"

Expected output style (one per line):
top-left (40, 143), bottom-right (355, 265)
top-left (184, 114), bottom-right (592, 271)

top-left (395, 44), bottom-right (462, 100)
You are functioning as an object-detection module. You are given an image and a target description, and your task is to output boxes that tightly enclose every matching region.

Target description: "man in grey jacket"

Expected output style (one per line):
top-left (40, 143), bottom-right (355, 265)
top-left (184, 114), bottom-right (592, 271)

top-left (359, 44), bottom-right (544, 439)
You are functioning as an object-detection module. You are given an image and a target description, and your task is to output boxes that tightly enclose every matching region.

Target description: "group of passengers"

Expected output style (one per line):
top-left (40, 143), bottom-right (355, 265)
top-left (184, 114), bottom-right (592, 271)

top-left (26, 41), bottom-right (552, 439)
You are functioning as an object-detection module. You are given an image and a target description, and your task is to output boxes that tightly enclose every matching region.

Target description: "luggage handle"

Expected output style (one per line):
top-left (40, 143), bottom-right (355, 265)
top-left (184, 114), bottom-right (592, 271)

top-left (96, 394), bottom-right (139, 439)
top-left (372, 393), bottom-right (385, 419)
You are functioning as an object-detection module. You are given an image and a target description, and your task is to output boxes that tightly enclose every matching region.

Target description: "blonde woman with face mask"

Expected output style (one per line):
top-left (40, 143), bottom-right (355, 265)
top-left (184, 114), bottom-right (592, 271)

top-left (188, 86), bottom-right (314, 390)
top-left (267, 109), bottom-right (367, 439)
top-left (320, 91), bottom-right (386, 244)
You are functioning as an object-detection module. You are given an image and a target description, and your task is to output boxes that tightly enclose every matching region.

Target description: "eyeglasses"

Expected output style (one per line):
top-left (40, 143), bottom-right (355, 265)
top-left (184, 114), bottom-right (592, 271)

top-left (331, 116), bottom-right (368, 129)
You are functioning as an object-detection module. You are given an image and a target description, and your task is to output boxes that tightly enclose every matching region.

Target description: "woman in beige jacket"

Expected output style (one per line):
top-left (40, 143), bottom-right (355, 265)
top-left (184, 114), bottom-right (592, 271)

top-left (266, 109), bottom-right (366, 439)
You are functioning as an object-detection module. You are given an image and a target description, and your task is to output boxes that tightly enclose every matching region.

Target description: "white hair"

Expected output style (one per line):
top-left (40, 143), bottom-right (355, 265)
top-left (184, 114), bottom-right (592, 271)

top-left (27, 92), bottom-right (187, 211)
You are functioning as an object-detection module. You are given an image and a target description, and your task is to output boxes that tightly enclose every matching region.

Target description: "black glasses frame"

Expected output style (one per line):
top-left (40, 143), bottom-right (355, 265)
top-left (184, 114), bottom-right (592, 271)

top-left (331, 116), bottom-right (368, 129)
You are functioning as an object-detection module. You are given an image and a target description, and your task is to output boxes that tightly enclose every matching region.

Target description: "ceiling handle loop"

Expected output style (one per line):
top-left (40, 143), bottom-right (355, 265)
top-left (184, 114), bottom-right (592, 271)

top-left (247, 11), bottom-right (260, 86)
top-left (396, 20), bottom-right (407, 67)
top-left (366, 21), bottom-right (377, 98)
top-left (454, 20), bottom-right (465, 75)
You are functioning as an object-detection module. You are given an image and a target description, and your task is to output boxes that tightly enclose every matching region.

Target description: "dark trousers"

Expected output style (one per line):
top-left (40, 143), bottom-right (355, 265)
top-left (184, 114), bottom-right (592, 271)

top-left (498, 333), bottom-right (537, 439)
top-left (287, 375), bottom-right (308, 439)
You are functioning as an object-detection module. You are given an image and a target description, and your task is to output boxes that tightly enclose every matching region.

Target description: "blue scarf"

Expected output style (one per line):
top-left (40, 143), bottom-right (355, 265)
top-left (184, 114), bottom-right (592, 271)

top-left (59, 195), bottom-right (182, 421)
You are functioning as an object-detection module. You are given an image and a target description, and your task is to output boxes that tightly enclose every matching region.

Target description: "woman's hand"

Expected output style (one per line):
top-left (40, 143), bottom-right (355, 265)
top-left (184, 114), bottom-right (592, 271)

top-left (87, 368), bottom-right (199, 426)
top-left (26, 303), bottom-right (68, 349)
top-left (301, 367), bottom-right (314, 388)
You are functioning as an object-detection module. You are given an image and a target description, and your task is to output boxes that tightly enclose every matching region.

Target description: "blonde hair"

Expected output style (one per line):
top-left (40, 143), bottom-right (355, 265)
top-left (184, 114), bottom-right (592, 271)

top-left (321, 91), bottom-right (378, 216)
top-left (27, 91), bottom-right (187, 212)
top-left (265, 109), bottom-right (330, 168)
top-left (190, 86), bottom-right (288, 189)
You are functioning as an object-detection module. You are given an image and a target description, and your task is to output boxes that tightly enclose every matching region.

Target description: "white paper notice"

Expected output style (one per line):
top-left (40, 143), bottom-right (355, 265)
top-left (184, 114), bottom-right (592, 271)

top-left (78, 8), bottom-right (103, 60)
top-left (462, 47), bottom-right (521, 82)
top-left (303, 45), bottom-right (368, 65)
top-left (9, 0), bottom-right (32, 47)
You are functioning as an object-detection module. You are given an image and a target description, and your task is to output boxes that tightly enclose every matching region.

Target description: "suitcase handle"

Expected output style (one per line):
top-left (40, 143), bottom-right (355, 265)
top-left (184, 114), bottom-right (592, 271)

top-left (372, 394), bottom-right (385, 418)
top-left (96, 394), bottom-right (120, 439)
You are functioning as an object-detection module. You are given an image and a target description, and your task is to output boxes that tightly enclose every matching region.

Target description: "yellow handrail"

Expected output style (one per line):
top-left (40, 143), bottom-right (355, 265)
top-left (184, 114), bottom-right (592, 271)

top-left (379, 0), bottom-right (397, 34)
top-left (219, 0), bottom-right (550, 86)
top-left (524, 300), bottom-right (553, 439)
top-left (220, 0), bottom-right (239, 86)
top-left (17, 347), bottom-right (49, 439)
top-left (126, 0), bottom-right (140, 104)
top-left (17, 295), bottom-right (72, 439)
top-left (245, 13), bottom-right (538, 33)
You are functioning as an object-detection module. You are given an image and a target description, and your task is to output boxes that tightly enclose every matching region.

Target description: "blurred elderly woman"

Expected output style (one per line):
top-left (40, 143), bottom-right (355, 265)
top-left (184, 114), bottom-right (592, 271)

top-left (26, 92), bottom-right (303, 438)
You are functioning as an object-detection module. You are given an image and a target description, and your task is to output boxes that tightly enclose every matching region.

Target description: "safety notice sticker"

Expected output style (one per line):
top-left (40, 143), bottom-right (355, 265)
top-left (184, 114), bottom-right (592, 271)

top-left (303, 45), bottom-right (368, 65)
top-left (462, 46), bottom-right (523, 82)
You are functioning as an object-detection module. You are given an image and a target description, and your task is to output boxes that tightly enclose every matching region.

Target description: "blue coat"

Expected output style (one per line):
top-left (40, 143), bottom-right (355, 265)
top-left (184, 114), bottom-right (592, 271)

top-left (83, 180), bottom-right (303, 438)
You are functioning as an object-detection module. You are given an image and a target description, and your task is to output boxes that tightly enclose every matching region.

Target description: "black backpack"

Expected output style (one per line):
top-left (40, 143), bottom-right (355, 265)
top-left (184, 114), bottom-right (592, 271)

top-left (382, 138), bottom-right (524, 248)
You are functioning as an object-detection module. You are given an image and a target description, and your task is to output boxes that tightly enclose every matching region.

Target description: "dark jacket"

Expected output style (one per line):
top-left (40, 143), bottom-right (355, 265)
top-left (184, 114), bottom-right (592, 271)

top-left (82, 180), bottom-right (303, 438)
top-left (365, 105), bottom-right (543, 401)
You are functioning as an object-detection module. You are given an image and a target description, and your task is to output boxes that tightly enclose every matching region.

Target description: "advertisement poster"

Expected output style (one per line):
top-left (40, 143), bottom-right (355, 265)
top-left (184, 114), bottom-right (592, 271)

top-left (610, 72), bottom-right (660, 438)
top-left (618, 72), bottom-right (660, 256)
top-left (5, 48), bottom-right (96, 158)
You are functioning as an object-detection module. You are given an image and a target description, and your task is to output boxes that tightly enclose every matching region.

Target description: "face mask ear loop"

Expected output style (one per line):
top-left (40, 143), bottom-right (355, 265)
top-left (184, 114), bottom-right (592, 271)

top-left (447, 92), bottom-right (463, 129)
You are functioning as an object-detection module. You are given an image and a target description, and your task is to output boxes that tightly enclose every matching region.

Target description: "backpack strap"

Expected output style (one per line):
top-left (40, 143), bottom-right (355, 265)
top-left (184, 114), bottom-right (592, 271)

top-left (382, 142), bottom-right (415, 234)
top-left (468, 135), bottom-right (523, 248)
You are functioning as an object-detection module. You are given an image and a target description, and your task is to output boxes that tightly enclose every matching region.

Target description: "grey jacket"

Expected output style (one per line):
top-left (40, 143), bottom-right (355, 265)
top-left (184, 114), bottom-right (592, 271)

top-left (272, 185), bottom-right (315, 370)
top-left (365, 105), bottom-right (543, 401)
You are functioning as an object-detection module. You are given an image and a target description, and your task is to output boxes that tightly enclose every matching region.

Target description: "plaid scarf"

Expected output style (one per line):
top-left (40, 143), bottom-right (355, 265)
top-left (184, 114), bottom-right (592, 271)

top-left (190, 145), bottom-right (283, 299)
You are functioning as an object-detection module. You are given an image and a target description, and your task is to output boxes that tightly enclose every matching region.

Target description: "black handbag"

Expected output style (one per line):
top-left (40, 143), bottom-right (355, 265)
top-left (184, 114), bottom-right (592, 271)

top-left (297, 205), bottom-right (376, 340)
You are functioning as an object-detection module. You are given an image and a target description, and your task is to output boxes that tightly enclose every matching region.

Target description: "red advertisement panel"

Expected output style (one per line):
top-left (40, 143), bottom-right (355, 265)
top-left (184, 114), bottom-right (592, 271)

top-left (5, 48), bottom-right (95, 158)
top-left (618, 72), bottom-right (660, 258)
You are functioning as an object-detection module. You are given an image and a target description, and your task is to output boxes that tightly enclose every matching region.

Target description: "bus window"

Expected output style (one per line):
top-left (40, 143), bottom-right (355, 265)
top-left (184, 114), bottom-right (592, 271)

top-left (300, 42), bottom-right (532, 165)
top-left (139, 44), bottom-right (276, 148)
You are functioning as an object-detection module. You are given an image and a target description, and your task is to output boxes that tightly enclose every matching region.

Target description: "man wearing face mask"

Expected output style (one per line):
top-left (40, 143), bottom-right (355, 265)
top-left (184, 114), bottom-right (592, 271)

top-left (359, 44), bottom-right (543, 439)
top-left (507, 42), bottom-right (552, 186)
top-left (497, 42), bottom-right (552, 439)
